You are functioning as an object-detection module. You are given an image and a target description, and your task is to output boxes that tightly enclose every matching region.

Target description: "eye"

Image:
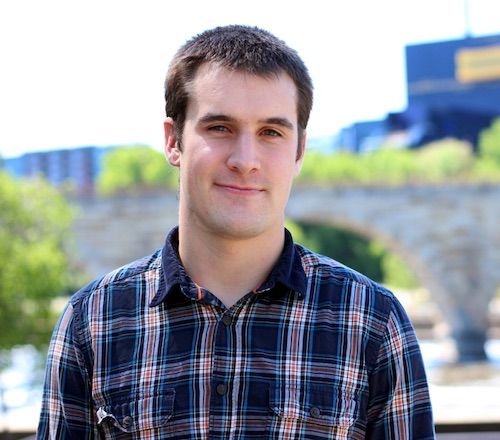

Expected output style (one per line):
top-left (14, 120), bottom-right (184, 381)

top-left (261, 128), bottom-right (281, 137)
top-left (208, 125), bottom-right (229, 133)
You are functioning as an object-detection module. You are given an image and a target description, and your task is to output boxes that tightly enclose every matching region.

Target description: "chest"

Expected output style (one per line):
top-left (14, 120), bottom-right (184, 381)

top-left (90, 297), bottom-right (369, 439)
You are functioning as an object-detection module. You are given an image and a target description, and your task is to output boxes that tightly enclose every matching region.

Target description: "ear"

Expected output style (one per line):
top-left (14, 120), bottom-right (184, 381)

top-left (164, 117), bottom-right (181, 167)
top-left (294, 131), bottom-right (306, 177)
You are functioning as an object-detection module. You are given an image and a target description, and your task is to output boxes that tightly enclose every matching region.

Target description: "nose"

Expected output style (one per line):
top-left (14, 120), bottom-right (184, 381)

top-left (226, 133), bottom-right (260, 174)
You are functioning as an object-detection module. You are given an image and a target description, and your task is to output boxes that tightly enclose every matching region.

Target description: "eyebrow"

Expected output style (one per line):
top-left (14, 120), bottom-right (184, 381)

top-left (198, 113), bottom-right (295, 130)
top-left (261, 117), bottom-right (294, 130)
top-left (198, 114), bottom-right (234, 124)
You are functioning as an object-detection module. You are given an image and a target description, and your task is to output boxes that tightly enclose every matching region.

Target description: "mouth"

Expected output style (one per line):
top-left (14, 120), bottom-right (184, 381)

top-left (214, 183), bottom-right (264, 195)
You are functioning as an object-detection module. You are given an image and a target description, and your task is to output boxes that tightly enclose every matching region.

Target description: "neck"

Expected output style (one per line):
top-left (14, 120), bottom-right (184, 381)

top-left (178, 223), bottom-right (285, 308)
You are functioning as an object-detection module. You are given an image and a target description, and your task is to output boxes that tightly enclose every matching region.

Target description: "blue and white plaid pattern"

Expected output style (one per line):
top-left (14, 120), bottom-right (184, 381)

top-left (37, 227), bottom-right (434, 439)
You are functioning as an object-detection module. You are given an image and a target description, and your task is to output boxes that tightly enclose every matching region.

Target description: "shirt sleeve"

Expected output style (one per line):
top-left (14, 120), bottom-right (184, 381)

top-left (365, 295), bottom-right (435, 439)
top-left (37, 301), bottom-right (99, 439)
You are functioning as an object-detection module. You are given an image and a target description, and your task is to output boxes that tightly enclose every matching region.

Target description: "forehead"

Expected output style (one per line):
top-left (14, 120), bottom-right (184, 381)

top-left (186, 63), bottom-right (299, 124)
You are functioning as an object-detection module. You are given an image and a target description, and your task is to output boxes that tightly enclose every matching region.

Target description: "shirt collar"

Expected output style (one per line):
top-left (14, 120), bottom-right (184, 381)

top-left (149, 226), bottom-right (307, 307)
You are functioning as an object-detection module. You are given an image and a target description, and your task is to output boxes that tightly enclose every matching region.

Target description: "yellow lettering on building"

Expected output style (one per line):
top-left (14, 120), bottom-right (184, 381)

top-left (456, 45), bottom-right (500, 83)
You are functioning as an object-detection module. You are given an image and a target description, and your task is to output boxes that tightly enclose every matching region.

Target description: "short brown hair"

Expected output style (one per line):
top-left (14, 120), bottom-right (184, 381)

top-left (164, 25), bottom-right (313, 148)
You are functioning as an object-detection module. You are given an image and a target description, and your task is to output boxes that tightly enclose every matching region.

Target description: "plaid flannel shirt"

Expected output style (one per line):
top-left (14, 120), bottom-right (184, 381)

top-left (37, 227), bottom-right (434, 439)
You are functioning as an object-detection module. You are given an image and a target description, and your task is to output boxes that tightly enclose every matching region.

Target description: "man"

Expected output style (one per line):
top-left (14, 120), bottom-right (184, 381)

top-left (38, 25), bottom-right (434, 439)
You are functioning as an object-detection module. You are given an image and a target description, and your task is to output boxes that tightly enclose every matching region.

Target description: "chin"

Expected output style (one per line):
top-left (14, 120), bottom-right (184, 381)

top-left (211, 220), bottom-right (271, 241)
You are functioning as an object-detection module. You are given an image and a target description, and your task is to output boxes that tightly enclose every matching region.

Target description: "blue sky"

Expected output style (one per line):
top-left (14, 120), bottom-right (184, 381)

top-left (1, 0), bottom-right (500, 158)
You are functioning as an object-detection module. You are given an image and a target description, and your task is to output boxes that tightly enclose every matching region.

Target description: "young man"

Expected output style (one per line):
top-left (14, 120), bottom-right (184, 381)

top-left (37, 25), bottom-right (435, 439)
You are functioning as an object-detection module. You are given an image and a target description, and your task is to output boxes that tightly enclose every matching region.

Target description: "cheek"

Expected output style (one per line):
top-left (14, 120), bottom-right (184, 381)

top-left (180, 154), bottom-right (210, 188)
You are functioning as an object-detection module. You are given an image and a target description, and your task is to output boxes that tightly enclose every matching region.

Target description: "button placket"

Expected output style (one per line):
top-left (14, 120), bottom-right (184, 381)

top-left (210, 306), bottom-right (245, 433)
top-left (221, 314), bottom-right (232, 326)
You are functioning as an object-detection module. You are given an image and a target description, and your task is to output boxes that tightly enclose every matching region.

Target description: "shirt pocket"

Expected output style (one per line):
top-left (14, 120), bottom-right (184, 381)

top-left (96, 390), bottom-right (175, 438)
top-left (269, 384), bottom-right (358, 439)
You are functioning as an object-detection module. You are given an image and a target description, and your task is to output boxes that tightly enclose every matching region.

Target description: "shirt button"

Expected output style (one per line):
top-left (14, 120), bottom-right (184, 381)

top-left (122, 415), bottom-right (134, 428)
top-left (221, 314), bottom-right (232, 326)
top-left (216, 383), bottom-right (228, 396)
top-left (310, 407), bottom-right (321, 418)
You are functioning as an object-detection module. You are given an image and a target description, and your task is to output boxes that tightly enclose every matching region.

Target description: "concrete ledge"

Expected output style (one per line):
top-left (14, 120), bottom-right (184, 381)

top-left (436, 422), bottom-right (500, 433)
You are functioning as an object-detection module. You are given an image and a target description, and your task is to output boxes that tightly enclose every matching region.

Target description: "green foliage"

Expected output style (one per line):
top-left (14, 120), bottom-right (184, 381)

top-left (361, 148), bottom-right (419, 185)
top-left (468, 118), bottom-right (500, 181)
top-left (471, 157), bottom-right (500, 181)
top-left (298, 135), bottom-right (500, 186)
top-left (377, 246), bottom-right (419, 289)
top-left (414, 140), bottom-right (473, 181)
top-left (287, 220), bottom-right (418, 288)
top-left (479, 118), bottom-right (500, 163)
top-left (284, 219), bottom-right (306, 244)
top-left (0, 172), bottom-right (75, 350)
top-left (299, 151), bottom-right (364, 185)
top-left (98, 145), bottom-right (178, 195)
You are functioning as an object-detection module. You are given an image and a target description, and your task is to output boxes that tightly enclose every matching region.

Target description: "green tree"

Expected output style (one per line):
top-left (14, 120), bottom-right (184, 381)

top-left (414, 139), bottom-right (473, 181)
top-left (473, 118), bottom-right (500, 181)
top-left (479, 117), bottom-right (500, 165)
top-left (298, 137), bottom-right (500, 186)
top-left (0, 172), bottom-right (75, 350)
top-left (98, 145), bottom-right (178, 195)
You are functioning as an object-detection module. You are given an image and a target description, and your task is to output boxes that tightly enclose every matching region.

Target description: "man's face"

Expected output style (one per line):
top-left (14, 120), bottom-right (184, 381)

top-left (164, 63), bottom-right (305, 241)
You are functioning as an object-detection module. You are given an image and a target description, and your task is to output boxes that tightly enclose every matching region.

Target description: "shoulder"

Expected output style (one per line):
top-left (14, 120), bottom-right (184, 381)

top-left (296, 243), bottom-right (393, 299)
top-left (69, 249), bottom-right (163, 312)
top-left (295, 244), bottom-right (410, 361)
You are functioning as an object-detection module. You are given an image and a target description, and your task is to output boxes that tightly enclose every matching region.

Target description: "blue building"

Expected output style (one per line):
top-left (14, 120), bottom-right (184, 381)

top-left (341, 33), bottom-right (500, 152)
top-left (1, 146), bottom-right (110, 195)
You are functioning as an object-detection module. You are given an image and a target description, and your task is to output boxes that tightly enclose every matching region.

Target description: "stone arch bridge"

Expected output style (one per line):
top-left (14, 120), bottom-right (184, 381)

top-left (72, 185), bottom-right (500, 362)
